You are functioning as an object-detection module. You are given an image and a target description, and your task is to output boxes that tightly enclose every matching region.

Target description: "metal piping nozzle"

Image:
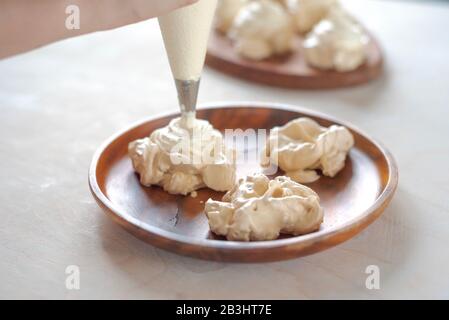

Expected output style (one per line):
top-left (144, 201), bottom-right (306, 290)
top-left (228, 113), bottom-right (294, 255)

top-left (175, 78), bottom-right (200, 115)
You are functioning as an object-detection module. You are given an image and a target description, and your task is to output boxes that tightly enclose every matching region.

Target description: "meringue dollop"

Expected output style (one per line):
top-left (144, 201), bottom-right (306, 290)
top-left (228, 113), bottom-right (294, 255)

top-left (205, 173), bottom-right (324, 241)
top-left (263, 117), bottom-right (354, 183)
top-left (228, 0), bottom-right (295, 60)
top-left (129, 116), bottom-right (236, 195)
top-left (303, 5), bottom-right (370, 72)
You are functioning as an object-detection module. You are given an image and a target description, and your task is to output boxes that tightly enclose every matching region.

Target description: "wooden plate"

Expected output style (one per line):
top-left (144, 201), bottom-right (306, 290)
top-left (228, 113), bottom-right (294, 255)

top-left (206, 31), bottom-right (383, 89)
top-left (89, 103), bottom-right (398, 262)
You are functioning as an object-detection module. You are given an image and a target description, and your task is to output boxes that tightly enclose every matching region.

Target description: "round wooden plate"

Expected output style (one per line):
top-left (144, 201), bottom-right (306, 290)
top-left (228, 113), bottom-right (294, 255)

top-left (89, 103), bottom-right (398, 262)
top-left (206, 31), bottom-right (383, 89)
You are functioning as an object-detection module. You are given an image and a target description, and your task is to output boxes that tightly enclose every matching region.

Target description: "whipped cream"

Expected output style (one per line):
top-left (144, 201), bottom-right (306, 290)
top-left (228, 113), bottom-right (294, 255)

top-left (129, 117), bottom-right (236, 195)
top-left (159, 0), bottom-right (218, 81)
top-left (263, 117), bottom-right (354, 183)
top-left (205, 173), bottom-right (324, 241)
top-left (303, 5), bottom-right (370, 72)
top-left (228, 0), bottom-right (294, 60)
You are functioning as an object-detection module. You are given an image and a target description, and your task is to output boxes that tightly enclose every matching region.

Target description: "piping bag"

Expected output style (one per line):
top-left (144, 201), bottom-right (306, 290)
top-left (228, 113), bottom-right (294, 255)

top-left (158, 0), bottom-right (218, 128)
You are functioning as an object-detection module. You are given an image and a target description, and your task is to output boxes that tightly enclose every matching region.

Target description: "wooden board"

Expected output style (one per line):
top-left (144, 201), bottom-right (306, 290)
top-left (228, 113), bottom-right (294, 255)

top-left (89, 103), bottom-right (398, 262)
top-left (206, 31), bottom-right (383, 89)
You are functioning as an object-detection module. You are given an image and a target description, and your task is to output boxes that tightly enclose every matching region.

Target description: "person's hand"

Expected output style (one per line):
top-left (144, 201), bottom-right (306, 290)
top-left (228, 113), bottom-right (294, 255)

top-left (0, 0), bottom-right (199, 59)
top-left (94, 0), bottom-right (199, 30)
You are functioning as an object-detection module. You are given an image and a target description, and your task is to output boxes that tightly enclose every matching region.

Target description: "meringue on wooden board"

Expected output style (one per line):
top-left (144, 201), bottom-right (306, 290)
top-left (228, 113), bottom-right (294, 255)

top-left (263, 117), bottom-right (354, 184)
top-left (303, 5), bottom-right (370, 72)
top-left (228, 0), bottom-right (295, 60)
top-left (128, 116), bottom-right (353, 241)
top-left (128, 116), bottom-right (236, 195)
top-left (205, 173), bottom-right (324, 241)
top-left (285, 0), bottom-right (336, 34)
top-left (214, 0), bottom-right (369, 71)
top-left (215, 0), bottom-right (249, 33)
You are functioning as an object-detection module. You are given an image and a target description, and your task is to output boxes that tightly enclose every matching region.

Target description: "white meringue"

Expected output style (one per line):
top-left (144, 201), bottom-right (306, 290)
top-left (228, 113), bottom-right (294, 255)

top-left (303, 5), bottom-right (370, 72)
top-left (215, 0), bottom-right (249, 33)
top-left (229, 0), bottom-right (295, 60)
top-left (129, 116), bottom-right (236, 195)
top-left (205, 173), bottom-right (324, 241)
top-left (285, 0), bottom-right (336, 33)
top-left (263, 117), bottom-right (354, 183)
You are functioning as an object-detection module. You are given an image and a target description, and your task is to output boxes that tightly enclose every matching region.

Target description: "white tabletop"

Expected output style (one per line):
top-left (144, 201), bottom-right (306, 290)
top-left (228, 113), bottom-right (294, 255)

top-left (1, 0), bottom-right (448, 299)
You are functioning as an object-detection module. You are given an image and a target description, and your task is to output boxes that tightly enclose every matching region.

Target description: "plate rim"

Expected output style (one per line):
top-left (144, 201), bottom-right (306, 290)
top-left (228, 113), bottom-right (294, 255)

top-left (89, 102), bottom-right (398, 257)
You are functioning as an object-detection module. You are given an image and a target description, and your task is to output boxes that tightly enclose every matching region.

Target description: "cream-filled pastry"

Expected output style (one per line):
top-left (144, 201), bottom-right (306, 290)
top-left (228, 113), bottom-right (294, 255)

top-left (129, 116), bottom-right (236, 195)
top-left (263, 117), bottom-right (354, 183)
top-left (228, 0), bottom-right (295, 60)
top-left (205, 173), bottom-right (323, 241)
top-left (303, 5), bottom-right (370, 72)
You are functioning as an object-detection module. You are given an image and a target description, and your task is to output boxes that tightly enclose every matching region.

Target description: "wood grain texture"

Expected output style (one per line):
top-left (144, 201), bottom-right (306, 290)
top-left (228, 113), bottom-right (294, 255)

top-left (89, 103), bottom-right (398, 262)
top-left (206, 30), bottom-right (383, 89)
